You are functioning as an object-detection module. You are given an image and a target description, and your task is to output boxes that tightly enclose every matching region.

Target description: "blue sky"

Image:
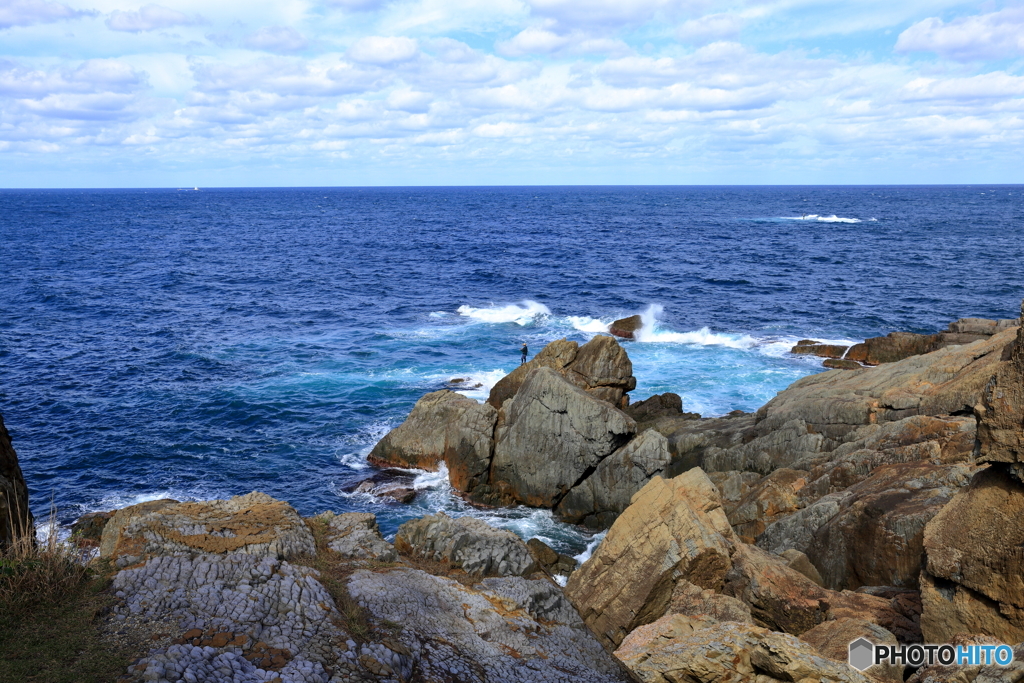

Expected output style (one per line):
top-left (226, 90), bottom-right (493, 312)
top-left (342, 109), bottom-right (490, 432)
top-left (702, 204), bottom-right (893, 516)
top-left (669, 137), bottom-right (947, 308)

top-left (1, 0), bottom-right (1023, 186)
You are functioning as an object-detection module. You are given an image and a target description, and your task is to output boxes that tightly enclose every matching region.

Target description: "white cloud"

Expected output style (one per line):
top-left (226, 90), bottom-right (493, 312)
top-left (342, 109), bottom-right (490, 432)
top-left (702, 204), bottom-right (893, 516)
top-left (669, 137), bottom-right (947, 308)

top-left (347, 36), bottom-right (419, 65)
top-left (675, 12), bottom-right (744, 45)
top-left (0, 0), bottom-right (94, 29)
top-left (900, 72), bottom-right (1024, 102)
top-left (106, 4), bottom-right (204, 33)
top-left (896, 7), bottom-right (1024, 61)
top-left (497, 27), bottom-right (571, 56)
top-left (191, 57), bottom-right (385, 97)
top-left (0, 59), bottom-right (147, 97)
top-left (325, 0), bottom-right (388, 10)
top-left (244, 26), bottom-right (308, 53)
top-left (386, 88), bottom-right (431, 112)
top-left (523, 0), bottom-right (698, 28)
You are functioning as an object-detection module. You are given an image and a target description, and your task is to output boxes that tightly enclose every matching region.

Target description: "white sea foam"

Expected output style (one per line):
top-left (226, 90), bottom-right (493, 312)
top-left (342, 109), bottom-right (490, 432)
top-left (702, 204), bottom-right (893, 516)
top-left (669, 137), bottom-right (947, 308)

top-left (441, 369), bottom-right (507, 402)
top-left (457, 300), bottom-right (551, 325)
top-left (784, 214), bottom-right (861, 223)
top-left (574, 530), bottom-right (607, 566)
top-left (632, 305), bottom-right (756, 348)
top-left (413, 463), bottom-right (450, 490)
top-left (568, 315), bottom-right (611, 334)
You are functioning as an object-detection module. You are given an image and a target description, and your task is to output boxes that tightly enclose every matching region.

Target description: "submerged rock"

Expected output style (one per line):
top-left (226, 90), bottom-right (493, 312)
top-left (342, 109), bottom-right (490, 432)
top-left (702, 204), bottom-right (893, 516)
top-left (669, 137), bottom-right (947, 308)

top-left (0, 413), bottom-right (33, 550)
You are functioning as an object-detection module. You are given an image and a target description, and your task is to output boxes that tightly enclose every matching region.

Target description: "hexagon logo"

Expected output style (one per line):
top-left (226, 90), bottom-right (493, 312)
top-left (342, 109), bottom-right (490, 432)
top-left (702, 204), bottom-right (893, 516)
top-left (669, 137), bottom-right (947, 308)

top-left (848, 638), bottom-right (874, 671)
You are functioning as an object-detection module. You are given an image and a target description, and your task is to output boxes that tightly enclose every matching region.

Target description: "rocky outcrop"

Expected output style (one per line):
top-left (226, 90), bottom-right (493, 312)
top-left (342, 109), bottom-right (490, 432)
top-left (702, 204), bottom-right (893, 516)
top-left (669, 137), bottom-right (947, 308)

top-left (312, 511), bottom-right (398, 562)
top-left (99, 492), bottom-right (315, 564)
top-left (395, 512), bottom-right (537, 577)
top-left (367, 390), bottom-right (496, 482)
top-left (348, 568), bottom-right (632, 682)
top-left (838, 317), bottom-right (1018, 367)
top-left (609, 314), bottom-right (643, 339)
top-left (799, 618), bottom-right (903, 683)
top-left (906, 638), bottom-right (1024, 683)
top-left (487, 335), bottom-right (636, 409)
top-left (555, 429), bottom-right (672, 528)
top-left (615, 619), bottom-right (874, 683)
top-left (791, 341), bottom-right (850, 359)
top-left (564, 470), bottom-right (736, 649)
top-left (976, 301), bottom-right (1024, 471)
top-left (526, 538), bottom-right (578, 580)
top-left (0, 413), bottom-right (33, 550)
top-left (484, 366), bottom-right (635, 508)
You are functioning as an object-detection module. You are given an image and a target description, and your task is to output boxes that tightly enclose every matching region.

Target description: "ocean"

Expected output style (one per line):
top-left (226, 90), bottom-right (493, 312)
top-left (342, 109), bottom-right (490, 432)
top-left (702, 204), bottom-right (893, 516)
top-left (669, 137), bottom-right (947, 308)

top-left (1, 185), bottom-right (1022, 555)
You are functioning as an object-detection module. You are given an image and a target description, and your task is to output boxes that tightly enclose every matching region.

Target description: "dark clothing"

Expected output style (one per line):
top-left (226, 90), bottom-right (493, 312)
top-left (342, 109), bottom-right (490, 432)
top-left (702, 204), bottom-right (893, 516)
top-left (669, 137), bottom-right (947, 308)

top-left (520, 345), bottom-right (528, 364)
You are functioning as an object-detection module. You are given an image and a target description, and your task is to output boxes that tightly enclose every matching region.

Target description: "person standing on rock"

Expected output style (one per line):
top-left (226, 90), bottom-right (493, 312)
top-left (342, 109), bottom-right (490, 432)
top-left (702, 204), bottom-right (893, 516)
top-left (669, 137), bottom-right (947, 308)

top-left (521, 343), bottom-right (528, 364)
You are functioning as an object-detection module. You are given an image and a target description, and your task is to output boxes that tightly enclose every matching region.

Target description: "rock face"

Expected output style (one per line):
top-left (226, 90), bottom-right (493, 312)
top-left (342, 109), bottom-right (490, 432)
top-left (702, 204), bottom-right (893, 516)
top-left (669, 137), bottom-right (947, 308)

top-left (348, 568), bottom-right (632, 682)
top-left (842, 317), bottom-right (1018, 367)
top-left (395, 512), bottom-right (536, 577)
top-left (918, 306), bottom-right (1024, 644)
top-left (486, 366), bottom-right (635, 508)
top-left (609, 314), bottom-right (643, 339)
top-left (565, 470), bottom-right (736, 649)
top-left (615, 619), bottom-right (874, 683)
top-left (367, 390), bottom-right (496, 482)
top-left (555, 429), bottom-right (673, 528)
top-left (99, 492), bottom-right (315, 563)
top-left (0, 413), bottom-right (33, 550)
top-left (799, 618), bottom-right (903, 683)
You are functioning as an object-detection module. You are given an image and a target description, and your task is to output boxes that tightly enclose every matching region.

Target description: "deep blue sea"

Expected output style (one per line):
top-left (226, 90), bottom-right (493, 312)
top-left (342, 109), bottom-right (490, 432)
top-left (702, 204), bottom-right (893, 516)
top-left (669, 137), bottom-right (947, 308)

top-left (1, 186), bottom-right (1022, 554)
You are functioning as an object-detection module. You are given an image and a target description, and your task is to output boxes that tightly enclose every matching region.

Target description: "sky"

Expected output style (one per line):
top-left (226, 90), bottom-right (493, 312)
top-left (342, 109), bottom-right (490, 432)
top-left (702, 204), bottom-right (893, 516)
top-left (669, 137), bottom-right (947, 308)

top-left (1, 0), bottom-right (1023, 186)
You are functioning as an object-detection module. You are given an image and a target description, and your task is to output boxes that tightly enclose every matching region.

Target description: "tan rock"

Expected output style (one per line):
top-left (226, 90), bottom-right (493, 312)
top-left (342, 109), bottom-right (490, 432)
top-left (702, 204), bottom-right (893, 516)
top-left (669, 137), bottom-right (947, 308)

top-left (367, 390), bottom-right (496, 482)
top-left (609, 314), bottom-right (643, 339)
top-left (780, 549), bottom-right (824, 587)
top-left (99, 492), bottom-right (314, 562)
top-left (976, 301), bottom-right (1024, 469)
top-left (0, 413), bottom-right (33, 550)
top-left (920, 467), bottom-right (1024, 644)
top-left (565, 470), bottom-right (735, 649)
top-left (486, 338), bottom-right (579, 409)
top-left (615, 620), bottom-right (874, 683)
top-left (800, 618), bottom-right (903, 683)
top-left (667, 579), bottom-right (753, 625)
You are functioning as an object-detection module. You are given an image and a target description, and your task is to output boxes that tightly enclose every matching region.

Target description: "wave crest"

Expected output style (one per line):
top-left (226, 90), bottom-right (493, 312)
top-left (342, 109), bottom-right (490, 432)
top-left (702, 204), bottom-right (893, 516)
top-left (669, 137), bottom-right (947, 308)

top-left (457, 300), bottom-right (551, 325)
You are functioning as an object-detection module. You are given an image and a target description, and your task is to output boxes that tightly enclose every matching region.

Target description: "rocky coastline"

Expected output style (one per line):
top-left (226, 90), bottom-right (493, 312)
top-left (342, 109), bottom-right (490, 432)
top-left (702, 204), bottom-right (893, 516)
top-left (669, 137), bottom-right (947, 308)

top-left (2, 301), bottom-right (1024, 683)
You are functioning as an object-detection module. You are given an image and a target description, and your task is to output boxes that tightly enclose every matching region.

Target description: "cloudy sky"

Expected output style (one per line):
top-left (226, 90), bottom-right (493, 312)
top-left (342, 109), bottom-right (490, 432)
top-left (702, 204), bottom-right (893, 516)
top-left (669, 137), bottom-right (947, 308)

top-left (1, 0), bottom-right (1023, 186)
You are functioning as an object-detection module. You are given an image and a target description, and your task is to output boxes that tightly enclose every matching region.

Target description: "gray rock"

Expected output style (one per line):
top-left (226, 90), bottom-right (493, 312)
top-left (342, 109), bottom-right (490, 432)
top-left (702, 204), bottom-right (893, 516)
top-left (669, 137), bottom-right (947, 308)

top-left (0, 413), bottom-right (33, 551)
top-left (488, 366), bottom-right (635, 508)
top-left (556, 429), bottom-right (672, 528)
top-left (395, 512), bottom-right (536, 577)
top-left (347, 568), bottom-right (632, 682)
top-left (313, 511), bottom-right (398, 563)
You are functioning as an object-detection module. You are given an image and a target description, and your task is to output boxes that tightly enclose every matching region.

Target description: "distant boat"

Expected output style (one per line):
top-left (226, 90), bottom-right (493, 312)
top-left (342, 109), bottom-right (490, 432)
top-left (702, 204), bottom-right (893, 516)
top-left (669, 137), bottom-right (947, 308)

top-left (194, 187), bottom-right (199, 191)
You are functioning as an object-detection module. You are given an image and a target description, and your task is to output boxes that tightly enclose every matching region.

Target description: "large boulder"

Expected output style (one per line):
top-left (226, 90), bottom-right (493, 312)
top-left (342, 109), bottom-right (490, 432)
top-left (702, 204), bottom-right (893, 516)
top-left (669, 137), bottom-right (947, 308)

top-left (485, 367), bottom-right (635, 508)
top-left (368, 390), bottom-right (496, 482)
top-left (395, 512), bottom-right (536, 577)
top-left (615, 619), bottom-right (874, 683)
top-left (564, 470), bottom-right (735, 649)
top-left (800, 618), bottom-right (903, 683)
top-left (347, 568), bottom-right (633, 682)
top-left (99, 492), bottom-right (315, 563)
top-left (487, 335), bottom-right (636, 410)
top-left (0, 413), bottom-right (33, 550)
top-left (976, 300), bottom-right (1024, 472)
top-left (555, 429), bottom-right (673, 528)
top-left (609, 314), bottom-right (643, 339)
top-left (920, 467), bottom-right (1024, 644)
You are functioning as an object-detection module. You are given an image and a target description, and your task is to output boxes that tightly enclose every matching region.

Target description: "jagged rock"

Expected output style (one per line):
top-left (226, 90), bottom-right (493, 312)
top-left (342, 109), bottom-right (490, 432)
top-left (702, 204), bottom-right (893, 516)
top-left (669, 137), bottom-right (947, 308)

top-left (723, 544), bottom-right (921, 641)
top-left (667, 579), bottom-right (754, 625)
top-left (847, 331), bottom-right (940, 365)
top-left (824, 358), bottom-right (865, 370)
top-left (485, 367), bottom-right (635, 508)
top-left (555, 429), bottom-right (672, 528)
top-left (609, 314), bottom-right (643, 339)
top-left (920, 466), bottom-right (1024, 644)
top-left (312, 511), bottom-right (398, 562)
top-left (99, 492), bottom-right (315, 562)
top-left (906, 637), bottom-right (1024, 683)
top-left (728, 468), bottom-right (811, 541)
top-left (486, 337), bottom-right (579, 409)
top-left (615, 619), bottom-right (874, 683)
top-left (799, 618), bottom-right (903, 683)
top-left (565, 470), bottom-right (735, 649)
top-left (71, 510), bottom-right (113, 547)
top-left (0, 413), bottom-right (33, 550)
top-left (348, 568), bottom-right (633, 682)
top-left (395, 512), bottom-right (536, 577)
top-left (976, 301), bottom-right (1024, 470)
top-left (652, 411), bottom-right (758, 476)
top-left (367, 390), bottom-right (496, 484)
top-left (801, 461), bottom-right (976, 591)
top-left (526, 538), bottom-right (578, 578)
top-left (780, 549), bottom-right (824, 586)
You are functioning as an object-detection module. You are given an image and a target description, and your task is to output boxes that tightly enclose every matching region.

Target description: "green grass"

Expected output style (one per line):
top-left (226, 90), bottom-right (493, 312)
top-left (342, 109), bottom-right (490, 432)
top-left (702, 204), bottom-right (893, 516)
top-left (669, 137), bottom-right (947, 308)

top-left (0, 514), bottom-right (132, 683)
